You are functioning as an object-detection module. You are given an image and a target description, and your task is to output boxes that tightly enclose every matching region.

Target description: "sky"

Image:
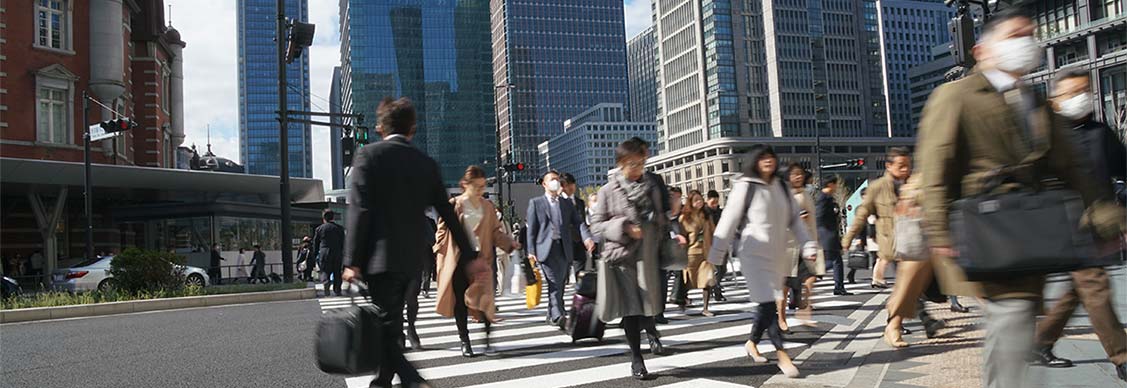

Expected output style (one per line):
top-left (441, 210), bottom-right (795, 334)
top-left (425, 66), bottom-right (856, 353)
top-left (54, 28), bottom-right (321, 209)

top-left (174, 0), bottom-right (652, 190)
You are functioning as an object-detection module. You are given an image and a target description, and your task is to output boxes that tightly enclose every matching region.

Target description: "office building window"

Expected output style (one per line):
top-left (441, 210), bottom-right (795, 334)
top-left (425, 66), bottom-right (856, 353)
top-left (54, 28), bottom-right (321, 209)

top-left (35, 0), bottom-right (71, 51)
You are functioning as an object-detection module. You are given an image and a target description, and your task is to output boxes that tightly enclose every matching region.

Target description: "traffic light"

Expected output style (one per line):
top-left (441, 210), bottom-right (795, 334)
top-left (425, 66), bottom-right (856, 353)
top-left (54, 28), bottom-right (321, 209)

top-left (846, 158), bottom-right (866, 169)
top-left (341, 137), bottom-right (355, 166)
top-left (502, 163), bottom-right (525, 172)
top-left (100, 118), bottom-right (137, 133)
top-left (355, 127), bottom-right (371, 145)
top-left (285, 21), bottom-right (316, 64)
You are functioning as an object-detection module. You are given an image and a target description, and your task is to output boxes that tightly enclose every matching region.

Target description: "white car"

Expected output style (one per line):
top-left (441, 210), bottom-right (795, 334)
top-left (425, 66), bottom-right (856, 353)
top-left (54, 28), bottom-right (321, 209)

top-left (51, 256), bottom-right (210, 292)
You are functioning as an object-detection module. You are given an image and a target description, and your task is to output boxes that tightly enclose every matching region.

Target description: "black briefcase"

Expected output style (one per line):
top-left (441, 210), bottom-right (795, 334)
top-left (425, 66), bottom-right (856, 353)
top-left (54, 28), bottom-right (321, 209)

top-left (315, 292), bottom-right (387, 375)
top-left (949, 188), bottom-right (1095, 281)
top-left (847, 250), bottom-right (870, 270)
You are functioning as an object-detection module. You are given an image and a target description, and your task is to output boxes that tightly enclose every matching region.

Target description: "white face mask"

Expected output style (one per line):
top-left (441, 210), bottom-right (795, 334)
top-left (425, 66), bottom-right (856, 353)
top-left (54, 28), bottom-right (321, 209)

top-left (546, 179), bottom-right (561, 193)
top-left (992, 37), bottom-right (1042, 74)
top-left (1056, 93), bottom-right (1093, 120)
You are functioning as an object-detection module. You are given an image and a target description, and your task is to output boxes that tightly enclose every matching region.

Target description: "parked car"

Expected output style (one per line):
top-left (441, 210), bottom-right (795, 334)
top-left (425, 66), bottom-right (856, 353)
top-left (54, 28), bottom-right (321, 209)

top-left (50, 256), bottom-right (210, 292)
top-left (1, 276), bottom-right (20, 298)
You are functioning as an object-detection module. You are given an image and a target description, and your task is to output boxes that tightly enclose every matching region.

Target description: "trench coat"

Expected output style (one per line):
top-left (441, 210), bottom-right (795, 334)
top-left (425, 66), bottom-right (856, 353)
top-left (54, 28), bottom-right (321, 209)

top-left (433, 196), bottom-right (514, 322)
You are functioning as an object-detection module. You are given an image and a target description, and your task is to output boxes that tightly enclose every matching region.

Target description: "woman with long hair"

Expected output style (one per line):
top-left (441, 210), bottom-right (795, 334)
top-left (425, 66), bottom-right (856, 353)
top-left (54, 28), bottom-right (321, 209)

top-left (708, 145), bottom-right (816, 378)
top-left (434, 165), bottom-right (521, 357)
top-left (679, 190), bottom-right (716, 317)
top-left (590, 137), bottom-right (675, 380)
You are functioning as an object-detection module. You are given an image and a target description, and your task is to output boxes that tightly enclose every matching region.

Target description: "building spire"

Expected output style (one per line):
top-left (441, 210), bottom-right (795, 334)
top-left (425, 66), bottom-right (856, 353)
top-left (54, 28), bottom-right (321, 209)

top-left (206, 124), bottom-right (212, 155)
top-left (168, 3), bottom-right (173, 27)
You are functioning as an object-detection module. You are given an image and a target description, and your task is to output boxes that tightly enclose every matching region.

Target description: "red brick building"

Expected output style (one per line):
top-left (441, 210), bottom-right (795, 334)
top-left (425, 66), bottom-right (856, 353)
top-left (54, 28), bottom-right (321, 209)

top-left (0, 0), bottom-right (186, 167)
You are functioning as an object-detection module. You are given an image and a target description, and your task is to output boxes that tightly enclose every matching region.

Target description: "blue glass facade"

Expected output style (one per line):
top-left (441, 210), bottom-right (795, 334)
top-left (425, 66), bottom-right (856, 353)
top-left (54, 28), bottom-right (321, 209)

top-left (627, 27), bottom-right (658, 124)
top-left (340, 0), bottom-right (495, 186)
top-left (877, 0), bottom-right (951, 137)
top-left (541, 104), bottom-right (657, 188)
top-left (237, 0), bottom-right (312, 178)
top-left (493, 0), bottom-right (630, 181)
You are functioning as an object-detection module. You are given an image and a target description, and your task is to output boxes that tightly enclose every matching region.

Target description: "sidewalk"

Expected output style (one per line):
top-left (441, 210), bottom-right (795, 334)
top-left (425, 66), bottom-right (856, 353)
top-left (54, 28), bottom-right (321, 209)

top-left (761, 265), bottom-right (1127, 388)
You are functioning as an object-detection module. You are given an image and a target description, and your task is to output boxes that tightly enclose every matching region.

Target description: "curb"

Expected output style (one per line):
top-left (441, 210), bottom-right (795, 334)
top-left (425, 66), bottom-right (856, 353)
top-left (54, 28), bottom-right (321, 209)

top-left (0, 287), bottom-right (317, 324)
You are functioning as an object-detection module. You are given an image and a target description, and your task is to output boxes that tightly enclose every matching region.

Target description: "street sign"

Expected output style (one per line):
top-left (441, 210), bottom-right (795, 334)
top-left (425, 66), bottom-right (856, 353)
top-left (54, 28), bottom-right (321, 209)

top-left (89, 124), bottom-right (121, 142)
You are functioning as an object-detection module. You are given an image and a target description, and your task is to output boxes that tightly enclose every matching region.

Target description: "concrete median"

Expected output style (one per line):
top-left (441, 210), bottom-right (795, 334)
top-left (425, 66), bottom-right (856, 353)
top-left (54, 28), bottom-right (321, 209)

top-left (0, 287), bottom-right (316, 324)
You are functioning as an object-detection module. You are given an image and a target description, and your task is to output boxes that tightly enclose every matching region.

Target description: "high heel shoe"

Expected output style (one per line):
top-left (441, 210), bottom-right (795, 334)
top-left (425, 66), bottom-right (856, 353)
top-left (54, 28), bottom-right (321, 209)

top-left (778, 362), bottom-right (801, 378)
top-left (883, 327), bottom-right (908, 348)
top-left (871, 281), bottom-right (890, 289)
top-left (745, 340), bottom-right (768, 363)
top-left (460, 341), bottom-right (475, 357)
top-left (631, 359), bottom-right (650, 380)
top-left (701, 310), bottom-right (715, 317)
top-left (648, 334), bottom-right (667, 355)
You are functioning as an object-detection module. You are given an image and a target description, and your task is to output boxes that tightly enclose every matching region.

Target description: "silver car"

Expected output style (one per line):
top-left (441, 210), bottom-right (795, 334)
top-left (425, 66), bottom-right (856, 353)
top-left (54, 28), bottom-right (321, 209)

top-left (51, 256), bottom-right (210, 292)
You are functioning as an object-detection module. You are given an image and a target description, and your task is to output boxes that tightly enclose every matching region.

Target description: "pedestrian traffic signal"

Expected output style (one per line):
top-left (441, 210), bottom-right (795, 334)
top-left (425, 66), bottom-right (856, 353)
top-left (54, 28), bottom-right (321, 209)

top-left (502, 163), bottom-right (525, 172)
top-left (100, 118), bottom-right (137, 133)
top-left (355, 127), bottom-right (370, 145)
top-left (341, 137), bottom-right (355, 166)
top-left (846, 158), bottom-right (865, 169)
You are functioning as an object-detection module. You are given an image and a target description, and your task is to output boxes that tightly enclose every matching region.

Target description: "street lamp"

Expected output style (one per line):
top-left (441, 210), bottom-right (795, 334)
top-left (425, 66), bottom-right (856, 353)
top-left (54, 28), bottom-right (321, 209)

top-left (275, 0), bottom-right (314, 282)
top-left (494, 83), bottom-right (515, 222)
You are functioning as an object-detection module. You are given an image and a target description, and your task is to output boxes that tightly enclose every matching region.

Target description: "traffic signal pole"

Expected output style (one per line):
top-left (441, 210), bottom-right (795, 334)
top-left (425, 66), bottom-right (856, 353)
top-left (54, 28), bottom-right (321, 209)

top-left (83, 92), bottom-right (93, 261)
top-left (276, 0), bottom-right (294, 282)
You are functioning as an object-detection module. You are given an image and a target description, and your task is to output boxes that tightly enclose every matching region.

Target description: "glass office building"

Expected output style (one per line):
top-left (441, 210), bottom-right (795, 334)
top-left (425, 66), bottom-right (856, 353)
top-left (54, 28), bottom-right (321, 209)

top-left (492, 0), bottom-right (630, 181)
top-left (339, 0), bottom-right (496, 186)
top-left (875, 0), bottom-right (951, 137)
top-left (237, 0), bottom-right (313, 178)
top-left (539, 104), bottom-right (657, 188)
top-left (627, 26), bottom-right (659, 124)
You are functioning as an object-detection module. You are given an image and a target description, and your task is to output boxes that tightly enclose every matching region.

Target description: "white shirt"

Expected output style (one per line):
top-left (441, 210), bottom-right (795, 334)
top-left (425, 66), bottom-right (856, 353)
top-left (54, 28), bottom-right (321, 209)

top-left (461, 199), bottom-right (484, 251)
top-left (545, 193), bottom-right (562, 240)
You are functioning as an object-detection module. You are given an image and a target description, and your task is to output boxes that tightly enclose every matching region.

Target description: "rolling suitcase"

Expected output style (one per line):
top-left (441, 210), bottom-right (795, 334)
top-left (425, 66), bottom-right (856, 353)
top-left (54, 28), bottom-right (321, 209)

top-left (566, 293), bottom-right (605, 343)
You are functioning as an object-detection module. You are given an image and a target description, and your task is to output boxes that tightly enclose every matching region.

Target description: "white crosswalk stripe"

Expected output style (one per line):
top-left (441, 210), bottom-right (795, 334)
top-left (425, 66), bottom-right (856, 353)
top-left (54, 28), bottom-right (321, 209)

top-left (315, 273), bottom-right (881, 388)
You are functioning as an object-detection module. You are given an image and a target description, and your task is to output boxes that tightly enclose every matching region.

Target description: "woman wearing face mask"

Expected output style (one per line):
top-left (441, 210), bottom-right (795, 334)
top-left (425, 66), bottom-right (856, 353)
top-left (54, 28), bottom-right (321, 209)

top-left (708, 144), bottom-right (816, 378)
top-left (679, 190), bottom-right (717, 317)
top-left (589, 137), bottom-right (675, 380)
top-left (434, 165), bottom-right (521, 357)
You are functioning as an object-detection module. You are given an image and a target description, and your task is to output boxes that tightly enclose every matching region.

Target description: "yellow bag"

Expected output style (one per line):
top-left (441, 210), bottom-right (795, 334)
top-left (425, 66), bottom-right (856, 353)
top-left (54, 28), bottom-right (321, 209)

top-left (525, 267), bottom-right (542, 309)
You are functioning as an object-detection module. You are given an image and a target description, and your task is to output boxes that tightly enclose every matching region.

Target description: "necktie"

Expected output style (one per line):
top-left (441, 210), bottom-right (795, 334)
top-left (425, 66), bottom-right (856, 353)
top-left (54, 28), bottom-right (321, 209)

top-left (1004, 84), bottom-right (1033, 150)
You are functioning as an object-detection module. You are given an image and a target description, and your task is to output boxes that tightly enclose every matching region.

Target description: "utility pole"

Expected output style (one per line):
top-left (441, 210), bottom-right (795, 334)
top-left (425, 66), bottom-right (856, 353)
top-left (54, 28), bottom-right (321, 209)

top-left (276, 0), bottom-right (294, 282)
top-left (494, 83), bottom-right (515, 219)
top-left (83, 92), bottom-right (93, 261)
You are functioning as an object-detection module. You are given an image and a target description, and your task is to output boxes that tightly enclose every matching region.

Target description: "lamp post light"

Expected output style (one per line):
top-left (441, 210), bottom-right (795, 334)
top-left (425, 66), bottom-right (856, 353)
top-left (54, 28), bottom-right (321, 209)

top-left (494, 83), bottom-right (515, 221)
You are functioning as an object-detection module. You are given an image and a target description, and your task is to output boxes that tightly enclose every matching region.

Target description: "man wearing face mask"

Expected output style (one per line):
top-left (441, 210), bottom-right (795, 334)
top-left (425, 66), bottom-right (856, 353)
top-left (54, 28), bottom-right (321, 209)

top-left (916, 9), bottom-right (1125, 388)
top-left (1029, 68), bottom-right (1127, 380)
top-left (526, 170), bottom-right (593, 328)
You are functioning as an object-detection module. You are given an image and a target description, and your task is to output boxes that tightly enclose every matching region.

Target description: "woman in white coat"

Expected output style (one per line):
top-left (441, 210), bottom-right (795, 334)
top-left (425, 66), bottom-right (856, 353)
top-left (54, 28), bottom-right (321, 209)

top-left (709, 144), bottom-right (816, 378)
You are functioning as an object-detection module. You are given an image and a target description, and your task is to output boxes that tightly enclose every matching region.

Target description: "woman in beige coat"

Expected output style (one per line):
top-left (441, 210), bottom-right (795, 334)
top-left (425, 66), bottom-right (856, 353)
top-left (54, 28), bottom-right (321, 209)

top-left (780, 164), bottom-right (824, 331)
top-left (679, 190), bottom-right (716, 316)
top-left (434, 166), bottom-right (520, 357)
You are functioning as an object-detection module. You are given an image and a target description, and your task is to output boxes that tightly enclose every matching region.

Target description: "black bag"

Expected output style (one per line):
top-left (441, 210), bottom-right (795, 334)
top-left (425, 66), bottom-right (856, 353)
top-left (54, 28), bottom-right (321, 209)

top-left (315, 290), bottom-right (387, 375)
top-left (521, 254), bottom-right (537, 285)
top-left (950, 187), bottom-right (1094, 281)
top-left (566, 293), bottom-right (605, 343)
top-left (575, 251), bottom-right (598, 298)
top-left (847, 250), bottom-right (870, 270)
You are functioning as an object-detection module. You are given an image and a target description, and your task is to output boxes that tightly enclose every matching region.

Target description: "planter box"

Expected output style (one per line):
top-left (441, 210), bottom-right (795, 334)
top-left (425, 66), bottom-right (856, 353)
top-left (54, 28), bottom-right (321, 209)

top-left (0, 287), bottom-right (315, 324)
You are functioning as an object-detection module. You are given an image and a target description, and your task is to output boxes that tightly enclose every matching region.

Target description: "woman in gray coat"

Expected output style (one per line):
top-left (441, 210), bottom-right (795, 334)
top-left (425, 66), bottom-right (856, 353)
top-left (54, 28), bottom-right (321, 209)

top-left (708, 144), bottom-right (816, 378)
top-left (589, 137), bottom-right (672, 381)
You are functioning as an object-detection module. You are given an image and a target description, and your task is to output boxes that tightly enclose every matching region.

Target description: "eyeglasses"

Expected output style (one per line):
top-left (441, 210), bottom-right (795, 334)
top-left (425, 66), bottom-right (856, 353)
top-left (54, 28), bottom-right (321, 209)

top-left (621, 160), bottom-right (646, 168)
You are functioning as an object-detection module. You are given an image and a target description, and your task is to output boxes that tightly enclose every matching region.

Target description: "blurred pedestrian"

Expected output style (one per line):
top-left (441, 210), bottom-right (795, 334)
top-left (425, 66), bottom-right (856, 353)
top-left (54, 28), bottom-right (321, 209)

top-left (249, 245), bottom-right (267, 284)
top-left (843, 147), bottom-right (912, 291)
top-left (1030, 68), bottom-right (1127, 381)
top-left (916, 10), bottom-right (1124, 387)
top-left (525, 170), bottom-right (592, 329)
top-left (496, 210), bottom-right (515, 297)
top-left (680, 190), bottom-right (716, 317)
top-left (560, 172), bottom-right (596, 278)
top-left (209, 243), bottom-right (225, 285)
top-left (295, 236), bottom-right (313, 281)
top-left (434, 165), bottom-right (520, 357)
top-left (28, 250), bottom-right (44, 277)
top-left (709, 144), bottom-right (815, 379)
top-left (235, 248), bottom-right (249, 282)
top-left (705, 190), bottom-right (729, 302)
top-left (342, 97), bottom-right (476, 388)
top-left (313, 209), bottom-right (345, 297)
top-left (818, 176), bottom-right (851, 296)
top-left (668, 187), bottom-right (688, 313)
top-left (784, 164), bottom-right (823, 320)
top-left (589, 137), bottom-right (676, 380)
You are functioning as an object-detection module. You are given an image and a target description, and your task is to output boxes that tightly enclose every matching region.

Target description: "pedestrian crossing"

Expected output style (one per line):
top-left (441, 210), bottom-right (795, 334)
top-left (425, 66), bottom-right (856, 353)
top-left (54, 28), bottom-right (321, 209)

top-left (314, 275), bottom-right (885, 388)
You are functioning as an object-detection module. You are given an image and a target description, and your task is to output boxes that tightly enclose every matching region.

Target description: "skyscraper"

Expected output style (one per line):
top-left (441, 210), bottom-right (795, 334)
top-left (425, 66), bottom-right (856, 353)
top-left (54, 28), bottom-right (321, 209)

top-left (339, 0), bottom-right (496, 186)
top-left (329, 66), bottom-right (344, 190)
top-left (627, 26), bottom-right (658, 124)
top-left (874, 0), bottom-right (952, 137)
top-left (650, 0), bottom-right (909, 195)
top-left (491, 0), bottom-right (630, 181)
top-left (237, 0), bottom-right (312, 177)
top-left (539, 104), bottom-right (657, 188)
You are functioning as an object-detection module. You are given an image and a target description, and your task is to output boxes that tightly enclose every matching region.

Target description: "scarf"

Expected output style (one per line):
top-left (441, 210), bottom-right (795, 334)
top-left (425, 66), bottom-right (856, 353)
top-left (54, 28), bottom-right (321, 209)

top-left (616, 172), bottom-right (655, 224)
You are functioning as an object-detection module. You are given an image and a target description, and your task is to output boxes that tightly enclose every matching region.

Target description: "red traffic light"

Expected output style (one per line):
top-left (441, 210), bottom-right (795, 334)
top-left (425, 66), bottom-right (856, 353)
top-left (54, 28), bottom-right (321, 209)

top-left (516, 163), bottom-right (525, 171)
top-left (856, 159), bottom-right (865, 166)
top-left (119, 120), bottom-right (130, 130)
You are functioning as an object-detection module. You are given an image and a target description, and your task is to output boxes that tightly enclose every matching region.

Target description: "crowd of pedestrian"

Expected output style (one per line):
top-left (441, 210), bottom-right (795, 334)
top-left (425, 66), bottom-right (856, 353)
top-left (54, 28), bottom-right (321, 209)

top-left (327, 9), bottom-right (1125, 388)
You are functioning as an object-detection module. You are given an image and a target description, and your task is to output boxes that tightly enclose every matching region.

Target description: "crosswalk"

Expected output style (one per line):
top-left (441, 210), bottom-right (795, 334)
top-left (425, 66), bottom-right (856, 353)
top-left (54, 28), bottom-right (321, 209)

top-left (314, 275), bottom-right (885, 387)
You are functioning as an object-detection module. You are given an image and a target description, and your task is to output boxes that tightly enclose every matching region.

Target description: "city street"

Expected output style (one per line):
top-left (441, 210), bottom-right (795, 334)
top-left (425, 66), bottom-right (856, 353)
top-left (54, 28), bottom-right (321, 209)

top-left (4, 266), bottom-right (1125, 388)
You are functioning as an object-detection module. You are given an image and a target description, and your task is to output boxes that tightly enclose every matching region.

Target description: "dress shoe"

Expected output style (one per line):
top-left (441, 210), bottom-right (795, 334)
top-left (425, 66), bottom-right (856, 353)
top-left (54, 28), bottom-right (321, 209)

top-left (407, 328), bottom-right (424, 351)
top-left (648, 334), bottom-right (667, 355)
top-left (631, 360), bottom-right (651, 380)
top-left (833, 290), bottom-right (854, 296)
top-left (923, 319), bottom-right (946, 339)
top-left (1031, 346), bottom-right (1073, 368)
top-left (460, 341), bottom-right (475, 358)
top-left (654, 315), bottom-right (670, 324)
top-left (950, 301), bottom-right (970, 313)
top-left (713, 293), bottom-right (728, 302)
top-left (1116, 363), bottom-right (1126, 382)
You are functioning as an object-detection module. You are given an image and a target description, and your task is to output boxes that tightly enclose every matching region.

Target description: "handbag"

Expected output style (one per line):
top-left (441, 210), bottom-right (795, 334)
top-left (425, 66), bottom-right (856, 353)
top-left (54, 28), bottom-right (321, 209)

top-left (525, 267), bottom-right (543, 309)
top-left (847, 250), bottom-right (870, 270)
top-left (315, 285), bottom-right (387, 375)
top-left (894, 212), bottom-right (929, 261)
top-left (575, 250), bottom-right (598, 298)
top-left (660, 237), bottom-right (688, 270)
top-left (949, 185), bottom-right (1094, 280)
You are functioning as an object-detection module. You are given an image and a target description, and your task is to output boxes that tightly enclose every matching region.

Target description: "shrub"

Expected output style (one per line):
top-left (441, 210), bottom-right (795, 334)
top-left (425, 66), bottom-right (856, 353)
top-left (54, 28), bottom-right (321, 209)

top-left (108, 248), bottom-right (187, 294)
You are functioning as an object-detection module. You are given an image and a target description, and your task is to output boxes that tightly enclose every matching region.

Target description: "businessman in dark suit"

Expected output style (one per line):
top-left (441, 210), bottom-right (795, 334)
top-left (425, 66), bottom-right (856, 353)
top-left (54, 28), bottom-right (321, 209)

top-left (559, 173), bottom-right (596, 277)
top-left (343, 97), bottom-right (474, 388)
top-left (312, 209), bottom-right (346, 297)
top-left (526, 170), bottom-right (592, 327)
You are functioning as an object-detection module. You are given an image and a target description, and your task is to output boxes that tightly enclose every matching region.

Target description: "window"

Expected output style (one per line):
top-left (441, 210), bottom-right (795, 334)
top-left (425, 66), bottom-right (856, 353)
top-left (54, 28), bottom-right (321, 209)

top-left (37, 87), bottom-right (69, 144)
top-left (162, 68), bottom-right (172, 112)
top-left (35, 0), bottom-right (71, 51)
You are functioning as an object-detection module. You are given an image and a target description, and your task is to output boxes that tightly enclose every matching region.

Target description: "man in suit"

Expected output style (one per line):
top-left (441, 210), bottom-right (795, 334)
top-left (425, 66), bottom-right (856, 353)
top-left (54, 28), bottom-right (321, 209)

top-left (526, 170), bottom-right (593, 328)
top-left (818, 176), bottom-right (849, 296)
top-left (343, 97), bottom-right (475, 388)
top-left (704, 190), bottom-right (727, 302)
top-left (559, 172), bottom-right (596, 277)
top-left (916, 10), bottom-right (1124, 387)
top-left (1031, 69), bottom-right (1127, 380)
top-left (313, 209), bottom-right (346, 297)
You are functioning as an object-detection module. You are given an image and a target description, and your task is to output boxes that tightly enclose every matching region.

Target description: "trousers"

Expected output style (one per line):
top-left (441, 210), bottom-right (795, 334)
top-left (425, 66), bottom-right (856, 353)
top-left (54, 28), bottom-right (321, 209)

top-left (366, 272), bottom-right (424, 387)
top-left (539, 241), bottom-right (569, 323)
top-left (1035, 267), bottom-right (1127, 365)
top-left (750, 301), bottom-right (786, 351)
top-left (826, 250), bottom-right (845, 293)
top-left (983, 298), bottom-right (1036, 388)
